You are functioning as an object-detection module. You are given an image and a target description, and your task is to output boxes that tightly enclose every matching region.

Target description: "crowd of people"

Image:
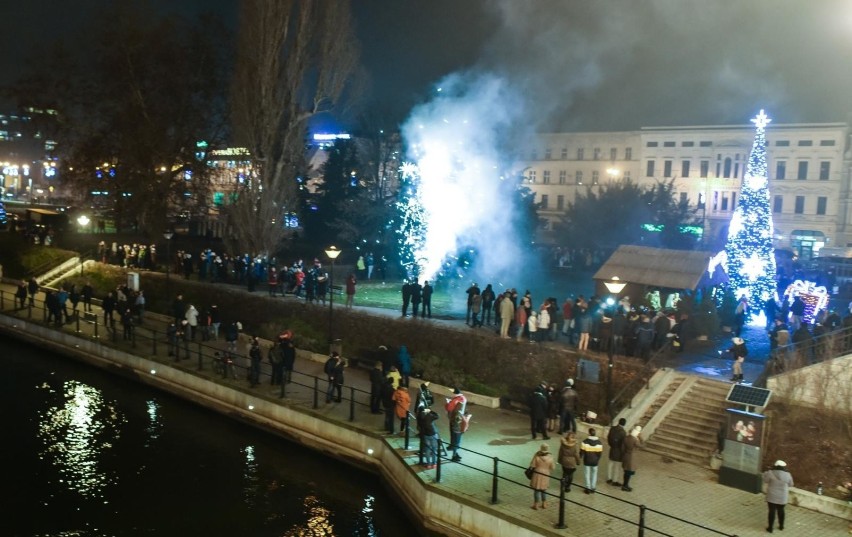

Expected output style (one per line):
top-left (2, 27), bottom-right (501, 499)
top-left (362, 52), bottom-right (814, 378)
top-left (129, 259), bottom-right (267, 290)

top-left (457, 282), bottom-right (686, 360)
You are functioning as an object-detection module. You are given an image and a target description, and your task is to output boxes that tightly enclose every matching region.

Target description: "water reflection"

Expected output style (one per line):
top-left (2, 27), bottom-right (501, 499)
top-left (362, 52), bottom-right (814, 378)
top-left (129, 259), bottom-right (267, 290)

top-left (37, 379), bottom-right (125, 500)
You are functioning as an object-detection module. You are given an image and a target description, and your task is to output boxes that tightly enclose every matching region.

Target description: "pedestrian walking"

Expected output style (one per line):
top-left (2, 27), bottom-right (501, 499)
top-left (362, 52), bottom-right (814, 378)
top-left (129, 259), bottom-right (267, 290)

top-left (528, 443), bottom-right (556, 510)
top-left (763, 460), bottom-right (794, 533)
top-left (324, 352), bottom-right (344, 403)
top-left (558, 431), bottom-right (581, 493)
top-left (580, 428), bottom-right (603, 494)
top-left (728, 337), bottom-right (748, 382)
top-left (606, 418), bottom-right (627, 486)
top-left (345, 273), bottom-right (356, 308)
top-left (558, 379), bottom-right (578, 434)
top-left (621, 425), bottom-right (642, 491)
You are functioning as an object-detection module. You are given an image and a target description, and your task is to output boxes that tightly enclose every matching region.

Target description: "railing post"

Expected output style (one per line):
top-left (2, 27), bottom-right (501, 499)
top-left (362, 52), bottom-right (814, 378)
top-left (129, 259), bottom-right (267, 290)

top-left (638, 504), bottom-right (646, 537)
top-left (490, 457), bottom-right (499, 504)
top-left (313, 377), bottom-right (319, 409)
top-left (93, 316), bottom-right (99, 339)
top-left (348, 387), bottom-right (355, 421)
top-left (197, 342), bottom-right (203, 371)
top-left (75, 310), bottom-right (81, 334)
top-left (404, 414), bottom-right (410, 449)
top-left (435, 438), bottom-right (443, 483)
top-left (556, 482), bottom-right (567, 529)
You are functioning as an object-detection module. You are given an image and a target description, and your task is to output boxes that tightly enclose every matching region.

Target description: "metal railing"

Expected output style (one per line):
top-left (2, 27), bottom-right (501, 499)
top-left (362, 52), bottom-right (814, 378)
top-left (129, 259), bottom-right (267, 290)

top-left (0, 289), bottom-right (739, 537)
top-left (754, 324), bottom-right (852, 387)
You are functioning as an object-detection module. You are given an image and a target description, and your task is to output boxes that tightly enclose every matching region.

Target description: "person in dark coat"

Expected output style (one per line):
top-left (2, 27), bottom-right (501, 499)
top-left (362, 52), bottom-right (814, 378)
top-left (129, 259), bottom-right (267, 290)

top-left (401, 280), bottom-right (413, 317)
top-left (606, 418), bottom-right (627, 486)
top-left (421, 281), bottom-right (433, 318)
top-left (381, 377), bottom-right (396, 433)
top-left (410, 280), bottom-right (422, 318)
top-left (248, 337), bottom-right (262, 387)
top-left (558, 431), bottom-right (581, 493)
top-left (369, 361), bottom-right (384, 414)
top-left (621, 425), bottom-right (642, 491)
top-left (529, 382), bottom-right (550, 440)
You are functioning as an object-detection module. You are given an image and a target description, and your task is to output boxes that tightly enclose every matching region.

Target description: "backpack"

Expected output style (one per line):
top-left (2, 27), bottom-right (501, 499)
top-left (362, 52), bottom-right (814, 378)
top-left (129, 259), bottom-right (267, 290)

top-left (459, 413), bottom-right (472, 433)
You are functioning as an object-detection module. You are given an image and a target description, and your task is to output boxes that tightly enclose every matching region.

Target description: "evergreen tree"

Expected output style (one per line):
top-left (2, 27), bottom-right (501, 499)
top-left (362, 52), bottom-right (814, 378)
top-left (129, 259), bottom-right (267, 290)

top-left (723, 110), bottom-right (777, 302)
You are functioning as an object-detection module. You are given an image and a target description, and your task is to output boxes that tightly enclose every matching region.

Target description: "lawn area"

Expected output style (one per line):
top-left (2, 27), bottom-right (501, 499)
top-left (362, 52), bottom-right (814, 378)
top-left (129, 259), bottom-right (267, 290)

top-left (0, 233), bottom-right (77, 279)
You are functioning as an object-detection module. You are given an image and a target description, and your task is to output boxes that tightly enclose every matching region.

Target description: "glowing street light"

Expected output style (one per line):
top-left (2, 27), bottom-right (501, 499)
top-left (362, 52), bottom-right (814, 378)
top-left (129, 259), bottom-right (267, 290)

top-left (604, 276), bottom-right (627, 295)
top-left (325, 246), bottom-right (342, 344)
top-left (77, 214), bottom-right (91, 232)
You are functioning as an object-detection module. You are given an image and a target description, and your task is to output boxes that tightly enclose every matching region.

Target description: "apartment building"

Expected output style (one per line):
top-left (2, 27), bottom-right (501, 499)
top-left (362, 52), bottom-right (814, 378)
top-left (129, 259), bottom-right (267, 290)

top-left (525, 122), bottom-right (851, 260)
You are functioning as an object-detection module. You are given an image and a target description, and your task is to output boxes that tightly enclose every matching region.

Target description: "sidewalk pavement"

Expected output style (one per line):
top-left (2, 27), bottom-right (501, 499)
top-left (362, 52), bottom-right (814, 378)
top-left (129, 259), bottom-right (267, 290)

top-left (1, 274), bottom-right (847, 537)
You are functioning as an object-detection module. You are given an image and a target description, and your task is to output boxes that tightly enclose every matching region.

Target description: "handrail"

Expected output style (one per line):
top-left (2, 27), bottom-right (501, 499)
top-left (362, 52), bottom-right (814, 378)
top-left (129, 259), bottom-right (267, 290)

top-left (0, 290), bottom-right (740, 537)
top-left (608, 339), bottom-right (672, 420)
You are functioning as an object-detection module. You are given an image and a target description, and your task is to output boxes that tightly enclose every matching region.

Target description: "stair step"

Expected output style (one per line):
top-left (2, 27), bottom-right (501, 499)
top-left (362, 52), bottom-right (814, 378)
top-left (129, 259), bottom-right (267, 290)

top-left (642, 445), bottom-right (709, 466)
top-left (657, 420), bottom-right (722, 438)
top-left (647, 430), bottom-right (716, 451)
top-left (667, 413), bottom-right (725, 428)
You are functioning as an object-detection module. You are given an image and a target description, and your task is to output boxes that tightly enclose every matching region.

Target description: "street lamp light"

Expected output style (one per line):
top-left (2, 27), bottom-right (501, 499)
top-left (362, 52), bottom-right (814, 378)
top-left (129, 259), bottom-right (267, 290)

top-left (604, 276), bottom-right (627, 295)
top-left (163, 231), bottom-right (174, 289)
top-left (325, 246), bottom-right (342, 345)
top-left (77, 214), bottom-right (90, 233)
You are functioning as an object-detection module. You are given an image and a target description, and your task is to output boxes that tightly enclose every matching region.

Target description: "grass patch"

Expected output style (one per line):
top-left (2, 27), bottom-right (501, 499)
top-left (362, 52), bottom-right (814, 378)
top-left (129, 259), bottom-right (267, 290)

top-left (0, 233), bottom-right (77, 279)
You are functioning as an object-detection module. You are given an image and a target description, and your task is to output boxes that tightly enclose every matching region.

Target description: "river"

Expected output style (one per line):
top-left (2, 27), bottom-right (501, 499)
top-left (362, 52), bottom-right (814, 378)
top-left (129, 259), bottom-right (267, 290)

top-left (3, 335), bottom-right (422, 536)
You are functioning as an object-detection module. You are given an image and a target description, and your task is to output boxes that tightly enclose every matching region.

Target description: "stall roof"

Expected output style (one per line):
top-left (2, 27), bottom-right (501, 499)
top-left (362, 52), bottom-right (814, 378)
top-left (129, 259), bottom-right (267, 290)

top-left (593, 245), bottom-right (728, 290)
top-left (26, 208), bottom-right (61, 216)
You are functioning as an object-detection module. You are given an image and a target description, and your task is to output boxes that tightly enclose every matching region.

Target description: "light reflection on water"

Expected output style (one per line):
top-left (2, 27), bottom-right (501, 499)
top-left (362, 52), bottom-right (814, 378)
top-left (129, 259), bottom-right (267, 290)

top-left (37, 379), bottom-right (125, 501)
top-left (9, 336), bottom-right (420, 536)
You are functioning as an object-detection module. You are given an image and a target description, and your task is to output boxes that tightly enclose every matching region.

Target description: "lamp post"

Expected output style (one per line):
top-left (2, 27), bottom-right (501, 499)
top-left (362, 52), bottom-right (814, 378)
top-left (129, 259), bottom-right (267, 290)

top-left (163, 231), bottom-right (174, 291)
top-left (603, 276), bottom-right (627, 420)
top-left (325, 246), bottom-right (342, 345)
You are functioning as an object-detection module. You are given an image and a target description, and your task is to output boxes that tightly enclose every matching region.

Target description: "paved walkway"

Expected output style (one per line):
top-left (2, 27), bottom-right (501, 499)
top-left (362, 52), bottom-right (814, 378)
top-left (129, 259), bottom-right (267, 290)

top-left (0, 274), bottom-right (847, 536)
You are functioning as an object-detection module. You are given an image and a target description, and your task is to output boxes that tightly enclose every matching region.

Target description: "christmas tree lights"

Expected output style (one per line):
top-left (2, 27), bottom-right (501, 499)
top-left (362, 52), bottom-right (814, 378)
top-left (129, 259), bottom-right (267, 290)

top-left (396, 162), bottom-right (427, 279)
top-left (723, 110), bottom-right (777, 303)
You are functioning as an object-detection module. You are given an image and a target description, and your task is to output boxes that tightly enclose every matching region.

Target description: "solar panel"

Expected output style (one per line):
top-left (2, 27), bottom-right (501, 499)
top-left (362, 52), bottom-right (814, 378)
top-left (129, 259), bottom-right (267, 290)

top-left (726, 384), bottom-right (772, 408)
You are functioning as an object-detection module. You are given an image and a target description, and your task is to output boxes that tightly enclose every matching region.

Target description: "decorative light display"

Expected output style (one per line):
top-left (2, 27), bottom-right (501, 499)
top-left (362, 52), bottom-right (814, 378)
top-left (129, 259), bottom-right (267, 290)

top-left (396, 162), bottom-right (427, 279)
top-left (784, 280), bottom-right (828, 325)
top-left (723, 109), bottom-right (777, 303)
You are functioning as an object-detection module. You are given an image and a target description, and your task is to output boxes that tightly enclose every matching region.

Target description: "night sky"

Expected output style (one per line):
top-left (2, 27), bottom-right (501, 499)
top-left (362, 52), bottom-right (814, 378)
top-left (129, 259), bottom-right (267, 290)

top-left (1, 0), bottom-right (851, 131)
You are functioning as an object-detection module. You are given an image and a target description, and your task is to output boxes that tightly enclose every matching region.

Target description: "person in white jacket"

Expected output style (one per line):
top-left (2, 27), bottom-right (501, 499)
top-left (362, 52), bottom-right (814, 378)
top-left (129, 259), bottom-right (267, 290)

top-left (185, 304), bottom-right (199, 340)
top-left (537, 305), bottom-right (551, 344)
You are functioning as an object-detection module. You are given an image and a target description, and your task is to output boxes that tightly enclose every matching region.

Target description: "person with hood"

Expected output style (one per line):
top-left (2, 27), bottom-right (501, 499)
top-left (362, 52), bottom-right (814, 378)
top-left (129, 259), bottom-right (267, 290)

top-left (621, 425), bottom-right (642, 491)
top-left (397, 345), bottom-right (412, 387)
top-left (528, 443), bottom-right (556, 510)
top-left (392, 384), bottom-right (411, 433)
top-left (606, 418), bottom-right (627, 486)
top-left (558, 431), bottom-right (581, 493)
top-left (481, 284), bottom-right (496, 325)
top-left (580, 427), bottom-right (604, 494)
top-left (763, 460), bottom-right (794, 532)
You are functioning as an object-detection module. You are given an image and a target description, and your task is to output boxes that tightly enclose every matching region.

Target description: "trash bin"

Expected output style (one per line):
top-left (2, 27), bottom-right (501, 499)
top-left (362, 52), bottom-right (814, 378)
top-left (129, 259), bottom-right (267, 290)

top-left (127, 272), bottom-right (139, 292)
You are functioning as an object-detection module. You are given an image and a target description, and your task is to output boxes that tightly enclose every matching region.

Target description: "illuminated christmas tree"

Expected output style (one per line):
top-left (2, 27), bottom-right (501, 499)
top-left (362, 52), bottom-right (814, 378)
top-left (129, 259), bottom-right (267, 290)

top-left (396, 162), bottom-right (427, 279)
top-left (723, 109), bottom-right (777, 303)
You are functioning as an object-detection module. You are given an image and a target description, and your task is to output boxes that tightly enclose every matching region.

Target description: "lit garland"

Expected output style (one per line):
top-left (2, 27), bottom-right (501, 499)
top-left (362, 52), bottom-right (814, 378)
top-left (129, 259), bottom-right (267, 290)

top-left (784, 280), bottom-right (828, 324)
top-left (723, 110), bottom-right (777, 303)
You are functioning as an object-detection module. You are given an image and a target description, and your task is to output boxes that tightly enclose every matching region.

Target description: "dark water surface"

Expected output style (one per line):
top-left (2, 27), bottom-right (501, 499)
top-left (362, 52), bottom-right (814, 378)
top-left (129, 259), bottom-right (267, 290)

top-left (2, 335), bottom-right (421, 536)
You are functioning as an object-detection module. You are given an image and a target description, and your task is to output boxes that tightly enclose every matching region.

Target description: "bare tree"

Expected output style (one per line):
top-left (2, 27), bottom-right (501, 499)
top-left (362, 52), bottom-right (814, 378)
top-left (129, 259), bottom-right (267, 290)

top-left (227, 0), bottom-right (362, 255)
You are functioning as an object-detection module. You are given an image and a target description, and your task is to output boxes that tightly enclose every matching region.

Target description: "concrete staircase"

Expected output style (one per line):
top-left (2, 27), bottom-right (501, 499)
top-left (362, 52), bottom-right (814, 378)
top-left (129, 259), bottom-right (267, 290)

top-left (642, 378), bottom-right (729, 467)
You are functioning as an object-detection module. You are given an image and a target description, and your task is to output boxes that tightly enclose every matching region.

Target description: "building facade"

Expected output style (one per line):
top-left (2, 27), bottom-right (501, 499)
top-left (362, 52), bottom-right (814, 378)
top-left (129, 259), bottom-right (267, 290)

top-left (525, 122), bottom-right (851, 260)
